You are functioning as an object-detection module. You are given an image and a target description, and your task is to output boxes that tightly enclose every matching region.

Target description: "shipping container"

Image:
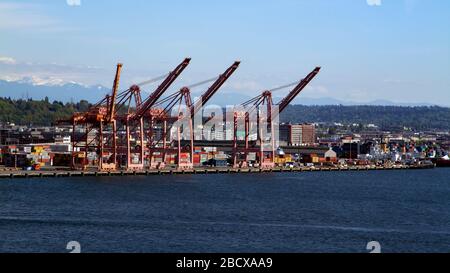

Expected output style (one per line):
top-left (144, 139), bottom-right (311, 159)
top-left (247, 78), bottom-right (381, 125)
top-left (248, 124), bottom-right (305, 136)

top-left (203, 147), bottom-right (217, 153)
top-left (50, 144), bottom-right (71, 153)
top-left (153, 158), bottom-right (163, 163)
top-left (200, 153), bottom-right (208, 163)
top-left (214, 159), bottom-right (228, 167)
top-left (214, 153), bottom-right (228, 160)
top-left (193, 154), bottom-right (201, 165)
top-left (246, 153), bottom-right (257, 161)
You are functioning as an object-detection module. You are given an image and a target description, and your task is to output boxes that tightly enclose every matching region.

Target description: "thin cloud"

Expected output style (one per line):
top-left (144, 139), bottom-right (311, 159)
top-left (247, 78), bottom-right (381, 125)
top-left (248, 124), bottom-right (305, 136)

top-left (367, 0), bottom-right (382, 6)
top-left (67, 0), bottom-right (82, 7)
top-left (0, 2), bottom-right (70, 32)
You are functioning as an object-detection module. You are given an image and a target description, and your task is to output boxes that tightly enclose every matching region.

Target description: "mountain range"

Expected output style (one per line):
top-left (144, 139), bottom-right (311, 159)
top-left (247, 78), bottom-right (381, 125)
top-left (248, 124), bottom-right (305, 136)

top-left (0, 79), bottom-right (110, 103)
top-left (0, 79), bottom-right (440, 107)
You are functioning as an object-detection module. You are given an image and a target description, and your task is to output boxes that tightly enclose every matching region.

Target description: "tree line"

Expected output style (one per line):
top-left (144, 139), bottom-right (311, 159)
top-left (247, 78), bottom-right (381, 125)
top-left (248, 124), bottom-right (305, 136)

top-left (1, 97), bottom-right (449, 131)
top-left (281, 105), bottom-right (450, 131)
top-left (0, 97), bottom-right (91, 126)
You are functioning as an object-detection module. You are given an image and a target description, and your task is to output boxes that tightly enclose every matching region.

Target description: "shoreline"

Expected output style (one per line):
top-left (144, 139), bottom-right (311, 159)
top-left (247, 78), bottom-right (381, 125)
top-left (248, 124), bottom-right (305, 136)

top-left (0, 164), bottom-right (436, 179)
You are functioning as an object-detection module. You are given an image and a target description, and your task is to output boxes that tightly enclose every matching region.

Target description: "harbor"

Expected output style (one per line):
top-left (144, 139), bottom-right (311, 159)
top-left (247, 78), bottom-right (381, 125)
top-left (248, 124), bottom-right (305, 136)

top-left (1, 59), bottom-right (448, 175)
top-left (1, 0), bottom-right (450, 256)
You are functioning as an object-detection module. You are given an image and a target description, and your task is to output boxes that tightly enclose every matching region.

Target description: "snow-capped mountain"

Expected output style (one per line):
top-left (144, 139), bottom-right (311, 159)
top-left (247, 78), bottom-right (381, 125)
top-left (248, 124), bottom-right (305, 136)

top-left (18, 76), bottom-right (65, 87)
top-left (0, 78), bottom-right (438, 107)
top-left (0, 78), bottom-right (110, 103)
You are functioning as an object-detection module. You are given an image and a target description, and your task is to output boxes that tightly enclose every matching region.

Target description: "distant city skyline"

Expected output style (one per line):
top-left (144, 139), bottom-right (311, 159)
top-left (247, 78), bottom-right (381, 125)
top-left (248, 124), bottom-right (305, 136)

top-left (0, 0), bottom-right (449, 106)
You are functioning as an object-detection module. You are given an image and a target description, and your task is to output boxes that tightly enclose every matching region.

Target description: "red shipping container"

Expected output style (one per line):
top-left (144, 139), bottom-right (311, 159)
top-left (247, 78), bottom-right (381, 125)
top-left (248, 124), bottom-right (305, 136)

top-left (179, 153), bottom-right (189, 159)
top-left (193, 155), bottom-right (201, 164)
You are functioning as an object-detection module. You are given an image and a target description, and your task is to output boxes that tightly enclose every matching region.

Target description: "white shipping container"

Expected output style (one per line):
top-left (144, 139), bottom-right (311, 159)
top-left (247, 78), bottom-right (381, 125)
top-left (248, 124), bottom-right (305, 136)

top-left (215, 154), bottom-right (228, 160)
top-left (247, 153), bottom-right (256, 161)
top-left (203, 147), bottom-right (217, 153)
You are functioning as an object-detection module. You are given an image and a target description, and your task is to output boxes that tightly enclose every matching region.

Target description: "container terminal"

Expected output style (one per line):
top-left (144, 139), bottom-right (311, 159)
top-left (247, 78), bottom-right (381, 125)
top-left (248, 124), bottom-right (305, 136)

top-left (0, 58), bottom-right (445, 177)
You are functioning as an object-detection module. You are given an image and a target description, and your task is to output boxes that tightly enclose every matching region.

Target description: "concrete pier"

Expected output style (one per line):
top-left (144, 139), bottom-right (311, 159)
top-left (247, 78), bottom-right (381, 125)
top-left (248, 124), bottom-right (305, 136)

top-left (0, 164), bottom-right (435, 180)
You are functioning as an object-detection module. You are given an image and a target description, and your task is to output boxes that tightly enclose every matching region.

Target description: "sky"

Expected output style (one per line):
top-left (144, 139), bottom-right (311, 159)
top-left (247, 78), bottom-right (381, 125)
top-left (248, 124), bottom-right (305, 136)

top-left (0, 0), bottom-right (449, 105)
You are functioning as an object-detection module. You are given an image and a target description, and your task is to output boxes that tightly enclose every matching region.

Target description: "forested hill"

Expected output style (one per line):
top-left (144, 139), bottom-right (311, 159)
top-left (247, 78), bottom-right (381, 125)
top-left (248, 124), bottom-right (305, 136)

top-left (0, 97), bottom-right (449, 130)
top-left (0, 97), bottom-right (91, 126)
top-left (281, 105), bottom-right (450, 131)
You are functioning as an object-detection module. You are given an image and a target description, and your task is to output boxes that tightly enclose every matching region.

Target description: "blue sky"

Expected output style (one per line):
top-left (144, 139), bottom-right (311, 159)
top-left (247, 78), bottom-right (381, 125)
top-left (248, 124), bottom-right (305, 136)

top-left (0, 0), bottom-right (449, 105)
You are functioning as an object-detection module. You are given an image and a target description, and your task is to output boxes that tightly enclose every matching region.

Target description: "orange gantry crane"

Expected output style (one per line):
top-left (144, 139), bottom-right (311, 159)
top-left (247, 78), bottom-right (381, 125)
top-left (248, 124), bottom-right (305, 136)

top-left (116, 58), bottom-right (192, 171)
top-left (69, 63), bottom-right (123, 171)
top-left (147, 61), bottom-right (241, 170)
top-left (69, 58), bottom-right (191, 171)
top-left (232, 67), bottom-right (321, 168)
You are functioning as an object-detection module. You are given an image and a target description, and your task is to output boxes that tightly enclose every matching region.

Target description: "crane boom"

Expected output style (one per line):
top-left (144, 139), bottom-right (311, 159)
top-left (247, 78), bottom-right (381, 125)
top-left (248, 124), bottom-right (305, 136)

top-left (108, 63), bottom-right (123, 122)
top-left (277, 67), bottom-right (321, 114)
top-left (191, 61), bottom-right (241, 118)
top-left (133, 58), bottom-right (191, 120)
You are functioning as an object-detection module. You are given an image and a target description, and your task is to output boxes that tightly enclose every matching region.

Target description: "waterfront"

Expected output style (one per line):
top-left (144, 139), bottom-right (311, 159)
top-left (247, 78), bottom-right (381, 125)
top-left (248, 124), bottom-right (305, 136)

top-left (1, 169), bottom-right (449, 253)
top-left (0, 163), bottom-right (435, 179)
